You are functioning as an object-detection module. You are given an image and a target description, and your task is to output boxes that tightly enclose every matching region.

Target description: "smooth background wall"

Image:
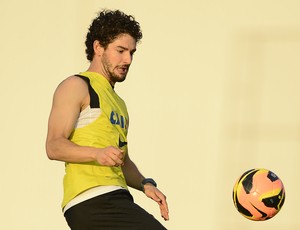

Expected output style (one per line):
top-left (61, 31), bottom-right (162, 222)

top-left (1, 0), bottom-right (300, 229)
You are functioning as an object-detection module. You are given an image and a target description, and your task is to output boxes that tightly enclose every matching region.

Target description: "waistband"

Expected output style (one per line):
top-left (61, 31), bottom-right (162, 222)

top-left (63, 185), bottom-right (125, 214)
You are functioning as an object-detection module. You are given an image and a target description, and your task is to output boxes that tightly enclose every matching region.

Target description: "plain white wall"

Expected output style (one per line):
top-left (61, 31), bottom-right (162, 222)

top-left (1, 0), bottom-right (300, 229)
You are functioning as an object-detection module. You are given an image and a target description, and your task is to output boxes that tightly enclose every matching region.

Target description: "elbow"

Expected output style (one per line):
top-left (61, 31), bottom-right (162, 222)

top-left (47, 152), bottom-right (56, 161)
top-left (45, 141), bottom-right (58, 160)
top-left (46, 148), bottom-right (55, 160)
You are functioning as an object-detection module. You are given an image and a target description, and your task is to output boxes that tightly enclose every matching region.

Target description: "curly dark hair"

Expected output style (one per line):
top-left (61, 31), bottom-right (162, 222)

top-left (85, 9), bottom-right (143, 61)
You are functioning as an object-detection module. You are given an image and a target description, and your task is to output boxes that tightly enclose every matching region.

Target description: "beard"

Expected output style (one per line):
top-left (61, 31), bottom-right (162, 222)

top-left (102, 54), bottom-right (130, 84)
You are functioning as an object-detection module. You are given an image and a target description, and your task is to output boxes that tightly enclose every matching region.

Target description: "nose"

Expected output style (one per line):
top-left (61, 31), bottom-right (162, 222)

top-left (123, 52), bottom-right (133, 65)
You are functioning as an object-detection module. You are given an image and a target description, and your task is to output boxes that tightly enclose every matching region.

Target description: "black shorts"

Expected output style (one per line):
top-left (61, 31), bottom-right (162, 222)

top-left (64, 189), bottom-right (167, 230)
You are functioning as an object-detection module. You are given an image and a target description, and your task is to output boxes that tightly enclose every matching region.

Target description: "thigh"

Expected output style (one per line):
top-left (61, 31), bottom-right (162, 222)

top-left (64, 189), bottom-right (167, 230)
top-left (111, 190), bottom-right (167, 230)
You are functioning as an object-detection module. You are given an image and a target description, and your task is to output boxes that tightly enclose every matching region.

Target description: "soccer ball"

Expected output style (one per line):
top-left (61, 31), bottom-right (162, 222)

top-left (232, 168), bottom-right (285, 221)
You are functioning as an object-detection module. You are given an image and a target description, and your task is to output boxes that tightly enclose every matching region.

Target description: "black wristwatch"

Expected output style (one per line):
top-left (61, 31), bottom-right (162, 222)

top-left (141, 178), bottom-right (157, 192)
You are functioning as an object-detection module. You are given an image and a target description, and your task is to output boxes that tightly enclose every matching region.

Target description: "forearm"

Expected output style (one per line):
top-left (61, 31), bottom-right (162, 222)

top-left (122, 158), bottom-right (144, 190)
top-left (46, 137), bottom-right (97, 163)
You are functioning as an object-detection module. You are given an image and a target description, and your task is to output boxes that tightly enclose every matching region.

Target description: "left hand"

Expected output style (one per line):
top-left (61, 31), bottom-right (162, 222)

top-left (143, 184), bottom-right (169, 221)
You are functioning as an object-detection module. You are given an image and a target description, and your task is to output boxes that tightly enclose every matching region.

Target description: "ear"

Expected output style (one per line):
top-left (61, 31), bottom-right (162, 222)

top-left (93, 40), bottom-right (104, 56)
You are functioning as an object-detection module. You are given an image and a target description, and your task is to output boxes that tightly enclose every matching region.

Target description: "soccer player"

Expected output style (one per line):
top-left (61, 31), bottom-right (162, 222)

top-left (46, 9), bottom-right (169, 230)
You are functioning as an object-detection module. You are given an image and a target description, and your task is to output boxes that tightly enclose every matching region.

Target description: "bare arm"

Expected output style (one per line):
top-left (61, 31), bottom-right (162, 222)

top-left (121, 152), bottom-right (144, 189)
top-left (122, 153), bottom-right (169, 221)
top-left (46, 76), bottom-right (124, 166)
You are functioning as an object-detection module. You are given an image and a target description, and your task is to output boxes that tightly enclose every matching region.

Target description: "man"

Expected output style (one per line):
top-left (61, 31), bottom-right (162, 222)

top-left (46, 9), bottom-right (169, 230)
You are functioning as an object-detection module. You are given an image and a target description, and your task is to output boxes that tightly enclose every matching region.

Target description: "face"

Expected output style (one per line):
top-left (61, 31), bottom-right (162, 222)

top-left (98, 34), bottom-right (137, 85)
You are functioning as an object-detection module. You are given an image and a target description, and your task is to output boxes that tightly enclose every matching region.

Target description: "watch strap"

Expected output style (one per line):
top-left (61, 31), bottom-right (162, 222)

top-left (141, 178), bottom-right (157, 192)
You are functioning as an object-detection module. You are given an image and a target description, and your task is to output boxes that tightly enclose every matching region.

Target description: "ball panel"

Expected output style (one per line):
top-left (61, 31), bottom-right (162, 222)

top-left (261, 187), bottom-right (285, 209)
top-left (241, 170), bottom-right (257, 194)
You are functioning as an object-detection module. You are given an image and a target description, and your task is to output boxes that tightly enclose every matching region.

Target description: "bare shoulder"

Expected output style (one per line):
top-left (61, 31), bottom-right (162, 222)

top-left (57, 75), bottom-right (88, 91)
top-left (53, 75), bottom-right (89, 108)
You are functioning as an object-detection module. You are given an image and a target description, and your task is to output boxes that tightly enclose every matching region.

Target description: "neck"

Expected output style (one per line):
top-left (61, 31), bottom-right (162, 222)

top-left (86, 62), bottom-right (115, 87)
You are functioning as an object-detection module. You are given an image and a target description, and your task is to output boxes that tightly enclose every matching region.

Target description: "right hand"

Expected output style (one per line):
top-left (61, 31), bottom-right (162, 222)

top-left (95, 146), bottom-right (124, 167)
